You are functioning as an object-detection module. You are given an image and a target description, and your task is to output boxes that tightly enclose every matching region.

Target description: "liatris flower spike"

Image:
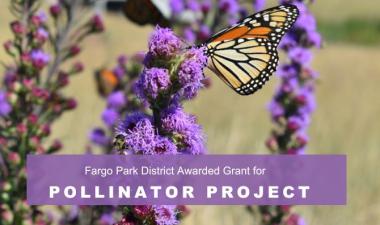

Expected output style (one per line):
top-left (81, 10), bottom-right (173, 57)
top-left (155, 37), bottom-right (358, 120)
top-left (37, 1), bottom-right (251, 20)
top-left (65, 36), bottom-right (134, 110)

top-left (113, 26), bottom-right (207, 225)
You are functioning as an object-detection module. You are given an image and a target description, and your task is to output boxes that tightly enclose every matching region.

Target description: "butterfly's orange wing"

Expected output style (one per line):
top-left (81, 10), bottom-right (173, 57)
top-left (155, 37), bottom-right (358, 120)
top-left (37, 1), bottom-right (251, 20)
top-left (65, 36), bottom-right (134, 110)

top-left (206, 4), bottom-right (299, 95)
top-left (95, 69), bottom-right (119, 97)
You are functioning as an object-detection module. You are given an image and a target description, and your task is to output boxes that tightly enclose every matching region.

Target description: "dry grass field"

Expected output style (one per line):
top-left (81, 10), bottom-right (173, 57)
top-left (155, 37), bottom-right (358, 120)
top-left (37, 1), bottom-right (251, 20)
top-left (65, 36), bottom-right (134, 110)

top-left (1, 0), bottom-right (380, 224)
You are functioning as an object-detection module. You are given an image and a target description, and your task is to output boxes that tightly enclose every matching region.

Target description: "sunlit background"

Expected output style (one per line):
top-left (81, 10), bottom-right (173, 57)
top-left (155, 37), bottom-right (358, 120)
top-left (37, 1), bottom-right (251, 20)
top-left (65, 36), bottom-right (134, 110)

top-left (1, 0), bottom-right (379, 224)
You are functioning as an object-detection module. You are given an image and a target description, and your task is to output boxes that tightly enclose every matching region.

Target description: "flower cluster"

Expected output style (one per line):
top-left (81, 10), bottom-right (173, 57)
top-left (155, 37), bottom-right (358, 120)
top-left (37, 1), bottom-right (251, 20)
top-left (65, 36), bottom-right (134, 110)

top-left (259, 1), bottom-right (321, 225)
top-left (169, 0), bottom-right (245, 44)
top-left (115, 205), bottom-right (184, 225)
top-left (117, 27), bottom-right (207, 156)
top-left (113, 26), bottom-right (207, 225)
top-left (0, 1), bottom-right (104, 224)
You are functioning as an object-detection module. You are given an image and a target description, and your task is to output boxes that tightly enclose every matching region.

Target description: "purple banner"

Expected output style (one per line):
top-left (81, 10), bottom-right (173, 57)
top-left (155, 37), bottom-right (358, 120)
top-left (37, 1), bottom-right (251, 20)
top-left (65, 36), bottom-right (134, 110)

top-left (27, 155), bottom-right (346, 205)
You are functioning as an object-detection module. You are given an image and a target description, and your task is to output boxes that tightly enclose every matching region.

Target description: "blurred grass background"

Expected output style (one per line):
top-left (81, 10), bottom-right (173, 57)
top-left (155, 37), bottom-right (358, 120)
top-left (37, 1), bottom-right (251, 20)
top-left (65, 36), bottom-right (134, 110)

top-left (1, 0), bottom-right (380, 224)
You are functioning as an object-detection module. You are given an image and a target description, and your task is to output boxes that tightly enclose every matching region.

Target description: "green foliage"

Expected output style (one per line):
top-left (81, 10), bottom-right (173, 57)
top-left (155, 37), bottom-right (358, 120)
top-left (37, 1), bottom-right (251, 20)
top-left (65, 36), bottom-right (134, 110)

top-left (319, 18), bottom-right (380, 45)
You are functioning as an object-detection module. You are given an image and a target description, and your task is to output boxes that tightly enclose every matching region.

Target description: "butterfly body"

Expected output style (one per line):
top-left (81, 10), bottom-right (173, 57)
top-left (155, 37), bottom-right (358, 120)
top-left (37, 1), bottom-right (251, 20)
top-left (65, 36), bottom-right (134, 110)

top-left (205, 4), bottom-right (299, 95)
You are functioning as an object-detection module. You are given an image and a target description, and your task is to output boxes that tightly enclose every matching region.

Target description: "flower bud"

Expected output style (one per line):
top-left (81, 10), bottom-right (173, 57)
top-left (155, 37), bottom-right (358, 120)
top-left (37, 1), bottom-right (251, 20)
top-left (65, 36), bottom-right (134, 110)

top-left (10, 21), bottom-right (26, 35)
top-left (27, 114), bottom-right (38, 125)
top-left (69, 45), bottom-right (81, 57)
top-left (133, 206), bottom-right (151, 218)
top-left (65, 98), bottom-right (77, 110)
top-left (71, 62), bottom-right (84, 73)
top-left (16, 123), bottom-right (27, 134)
top-left (89, 14), bottom-right (105, 32)
top-left (7, 152), bottom-right (21, 165)
top-left (49, 4), bottom-right (62, 18)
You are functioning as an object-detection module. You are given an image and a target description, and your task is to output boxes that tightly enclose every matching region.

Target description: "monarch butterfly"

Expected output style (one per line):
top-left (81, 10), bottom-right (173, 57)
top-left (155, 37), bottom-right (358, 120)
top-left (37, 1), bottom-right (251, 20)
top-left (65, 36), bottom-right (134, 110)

top-left (95, 69), bottom-right (120, 97)
top-left (123, 0), bottom-right (170, 27)
top-left (205, 4), bottom-right (299, 95)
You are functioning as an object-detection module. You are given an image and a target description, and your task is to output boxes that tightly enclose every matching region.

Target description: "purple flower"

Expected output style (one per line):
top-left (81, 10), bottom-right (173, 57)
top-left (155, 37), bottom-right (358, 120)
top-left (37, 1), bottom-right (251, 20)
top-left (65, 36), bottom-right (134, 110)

top-left (201, 0), bottom-right (212, 13)
top-left (107, 91), bottom-right (126, 109)
top-left (148, 26), bottom-right (181, 57)
top-left (185, 46), bottom-right (208, 66)
top-left (183, 27), bottom-right (196, 43)
top-left (117, 54), bottom-right (128, 65)
top-left (118, 112), bottom-right (152, 132)
top-left (0, 91), bottom-right (11, 116)
top-left (49, 3), bottom-right (62, 17)
top-left (288, 47), bottom-right (312, 64)
top-left (254, 0), bottom-right (266, 11)
top-left (276, 64), bottom-right (297, 78)
top-left (161, 106), bottom-right (205, 154)
top-left (35, 27), bottom-right (49, 42)
top-left (152, 205), bottom-right (178, 225)
top-left (89, 128), bottom-right (110, 146)
top-left (178, 60), bottom-right (203, 99)
top-left (36, 11), bottom-right (48, 23)
top-left (219, 0), bottom-right (239, 14)
top-left (287, 116), bottom-right (306, 132)
top-left (113, 65), bottom-right (125, 79)
top-left (99, 213), bottom-right (115, 224)
top-left (186, 0), bottom-right (200, 11)
top-left (268, 101), bottom-right (284, 119)
top-left (170, 0), bottom-right (184, 14)
top-left (154, 137), bottom-right (177, 154)
top-left (198, 25), bottom-right (211, 41)
top-left (307, 30), bottom-right (322, 47)
top-left (90, 14), bottom-right (105, 32)
top-left (279, 34), bottom-right (297, 50)
top-left (30, 49), bottom-right (50, 69)
top-left (101, 108), bottom-right (119, 126)
top-left (123, 117), bottom-right (156, 154)
top-left (135, 67), bottom-right (171, 100)
top-left (296, 13), bottom-right (317, 32)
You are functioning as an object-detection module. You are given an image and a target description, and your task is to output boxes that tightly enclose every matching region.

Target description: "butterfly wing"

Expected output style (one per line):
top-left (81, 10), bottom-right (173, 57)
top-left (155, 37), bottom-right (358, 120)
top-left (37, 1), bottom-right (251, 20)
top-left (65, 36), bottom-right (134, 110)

top-left (123, 0), bottom-right (169, 27)
top-left (95, 69), bottom-right (119, 97)
top-left (206, 4), bottom-right (299, 95)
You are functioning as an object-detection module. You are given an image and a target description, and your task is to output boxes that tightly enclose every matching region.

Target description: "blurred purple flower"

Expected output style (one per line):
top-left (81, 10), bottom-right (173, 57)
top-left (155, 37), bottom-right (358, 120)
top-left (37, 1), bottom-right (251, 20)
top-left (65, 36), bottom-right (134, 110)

top-left (170, 0), bottom-right (184, 14)
top-left (107, 91), bottom-right (126, 109)
top-left (0, 91), bottom-right (11, 116)
top-left (186, 0), bottom-right (200, 11)
top-left (30, 49), bottom-right (50, 69)
top-left (219, 0), bottom-right (239, 14)
top-left (198, 25), bottom-right (211, 41)
top-left (89, 128), bottom-right (110, 146)
top-left (254, 0), bottom-right (266, 11)
top-left (102, 108), bottom-right (119, 126)
top-left (35, 27), bottom-right (49, 42)
top-left (183, 27), bottom-right (196, 43)
top-left (99, 213), bottom-right (115, 224)
top-left (288, 47), bottom-right (312, 64)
